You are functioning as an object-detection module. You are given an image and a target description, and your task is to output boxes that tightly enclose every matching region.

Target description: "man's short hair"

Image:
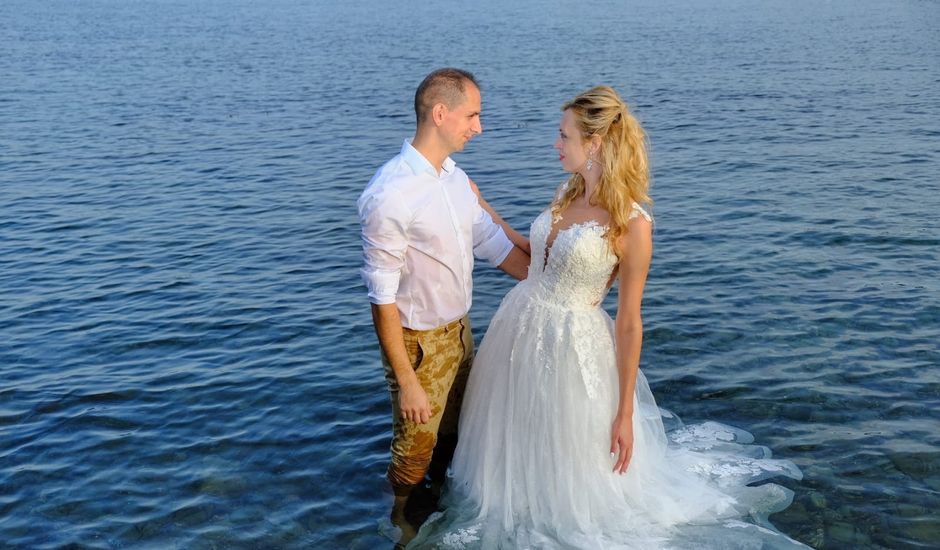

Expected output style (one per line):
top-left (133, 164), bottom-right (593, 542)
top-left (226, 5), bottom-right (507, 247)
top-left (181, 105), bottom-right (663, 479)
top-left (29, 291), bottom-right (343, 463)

top-left (414, 68), bottom-right (479, 125)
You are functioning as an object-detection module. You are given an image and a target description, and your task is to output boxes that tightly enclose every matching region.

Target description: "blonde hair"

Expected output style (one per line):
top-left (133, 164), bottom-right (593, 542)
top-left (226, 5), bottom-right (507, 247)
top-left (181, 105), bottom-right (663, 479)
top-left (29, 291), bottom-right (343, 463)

top-left (552, 86), bottom-right (651, 257)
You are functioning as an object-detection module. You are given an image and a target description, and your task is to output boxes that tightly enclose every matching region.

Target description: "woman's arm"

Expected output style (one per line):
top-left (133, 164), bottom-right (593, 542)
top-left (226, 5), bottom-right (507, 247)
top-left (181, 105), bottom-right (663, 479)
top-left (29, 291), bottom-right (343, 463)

top-left (469, 178), bottom-right (531, 255)
top-left (610, 215), bottom-right (653, 474)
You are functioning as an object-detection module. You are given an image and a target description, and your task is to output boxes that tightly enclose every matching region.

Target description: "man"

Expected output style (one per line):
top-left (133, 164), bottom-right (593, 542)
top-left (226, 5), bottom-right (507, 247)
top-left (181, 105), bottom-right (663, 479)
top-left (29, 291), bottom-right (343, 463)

top-left (357, 68), bottom-right (528, 540)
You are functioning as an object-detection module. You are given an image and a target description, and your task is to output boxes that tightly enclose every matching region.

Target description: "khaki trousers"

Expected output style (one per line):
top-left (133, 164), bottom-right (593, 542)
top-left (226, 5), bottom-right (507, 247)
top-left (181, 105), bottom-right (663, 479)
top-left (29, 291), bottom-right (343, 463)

top-left (382, 315), bottom-right (473, 495)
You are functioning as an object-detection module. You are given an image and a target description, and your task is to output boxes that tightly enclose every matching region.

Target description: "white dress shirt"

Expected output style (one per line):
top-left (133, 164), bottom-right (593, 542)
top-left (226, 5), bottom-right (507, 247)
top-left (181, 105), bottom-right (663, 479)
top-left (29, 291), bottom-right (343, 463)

top-left (358, 140), bottom-right (514, 330)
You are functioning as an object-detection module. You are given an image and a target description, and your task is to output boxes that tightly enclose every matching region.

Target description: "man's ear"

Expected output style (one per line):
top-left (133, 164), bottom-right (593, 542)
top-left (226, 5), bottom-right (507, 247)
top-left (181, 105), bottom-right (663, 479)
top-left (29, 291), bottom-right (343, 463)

top-left (431, 103), bottom-right (447, 126)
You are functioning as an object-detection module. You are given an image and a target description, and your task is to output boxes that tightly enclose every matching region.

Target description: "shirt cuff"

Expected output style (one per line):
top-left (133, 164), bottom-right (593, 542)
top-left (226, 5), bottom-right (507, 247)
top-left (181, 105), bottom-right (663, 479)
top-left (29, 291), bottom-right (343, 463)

top-left (474, 229), bottom-right (514, 267)
top-left (361, 267), bottom-right (400, 305)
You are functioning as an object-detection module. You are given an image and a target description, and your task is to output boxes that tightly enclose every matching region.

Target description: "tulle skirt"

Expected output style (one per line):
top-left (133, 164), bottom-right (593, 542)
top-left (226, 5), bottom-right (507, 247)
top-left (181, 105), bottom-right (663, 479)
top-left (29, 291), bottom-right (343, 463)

top-left (409, 281), bottom-right (808, 549)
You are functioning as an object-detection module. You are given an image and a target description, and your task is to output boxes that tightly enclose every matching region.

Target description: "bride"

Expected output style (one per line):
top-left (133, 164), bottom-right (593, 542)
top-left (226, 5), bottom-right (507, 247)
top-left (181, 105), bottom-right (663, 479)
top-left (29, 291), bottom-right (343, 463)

top-left (408, 86), bottom-right (808, 549)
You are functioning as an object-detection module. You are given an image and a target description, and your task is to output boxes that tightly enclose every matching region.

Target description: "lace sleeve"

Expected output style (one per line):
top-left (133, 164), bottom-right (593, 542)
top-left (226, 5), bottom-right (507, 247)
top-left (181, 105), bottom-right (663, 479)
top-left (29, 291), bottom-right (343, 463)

top-left (629, 202), bottom-right (653, 224)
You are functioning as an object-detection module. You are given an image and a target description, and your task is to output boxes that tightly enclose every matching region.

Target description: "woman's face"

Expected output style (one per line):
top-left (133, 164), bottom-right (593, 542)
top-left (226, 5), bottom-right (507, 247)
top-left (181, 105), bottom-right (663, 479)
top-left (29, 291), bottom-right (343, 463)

top-left (554, 109), bottom-right (590, 173)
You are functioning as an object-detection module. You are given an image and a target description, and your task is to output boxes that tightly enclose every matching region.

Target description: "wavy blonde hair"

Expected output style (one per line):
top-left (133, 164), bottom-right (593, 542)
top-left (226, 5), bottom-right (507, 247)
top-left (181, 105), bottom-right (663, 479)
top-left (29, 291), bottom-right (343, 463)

top-left (551, 86), bottom-right (651, 257)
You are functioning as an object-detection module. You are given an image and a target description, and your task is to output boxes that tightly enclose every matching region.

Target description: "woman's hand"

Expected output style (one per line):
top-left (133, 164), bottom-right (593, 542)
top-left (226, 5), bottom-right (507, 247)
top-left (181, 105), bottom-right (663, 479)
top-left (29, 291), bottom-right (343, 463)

top-left (610, 414), bottom-right (635, 474)
top-left (468, 177), bottom-right (482, 199)
top-left (468, 176), bottom-right (532, 256)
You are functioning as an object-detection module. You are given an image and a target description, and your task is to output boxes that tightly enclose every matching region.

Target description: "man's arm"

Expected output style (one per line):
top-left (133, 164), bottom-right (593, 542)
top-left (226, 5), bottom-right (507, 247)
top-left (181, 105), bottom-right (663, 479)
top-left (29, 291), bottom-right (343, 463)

top-left (371, 303), bottom-right (432, 424)
top-left (359, 190), bottom-right (432, 424)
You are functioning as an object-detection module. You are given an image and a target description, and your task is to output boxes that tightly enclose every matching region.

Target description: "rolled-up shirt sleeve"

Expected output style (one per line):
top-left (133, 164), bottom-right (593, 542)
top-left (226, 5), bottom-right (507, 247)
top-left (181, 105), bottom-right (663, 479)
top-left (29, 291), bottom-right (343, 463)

top-left (358, 189), bottom-right (410, 304)
top-left (471, 198), bottom-right (513, 267)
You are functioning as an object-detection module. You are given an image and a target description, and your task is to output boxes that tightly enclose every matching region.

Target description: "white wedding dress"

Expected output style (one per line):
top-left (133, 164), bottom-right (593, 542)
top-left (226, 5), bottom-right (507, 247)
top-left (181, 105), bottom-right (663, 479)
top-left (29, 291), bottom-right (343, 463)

top-left (409, 204), bottom-right (808, 549)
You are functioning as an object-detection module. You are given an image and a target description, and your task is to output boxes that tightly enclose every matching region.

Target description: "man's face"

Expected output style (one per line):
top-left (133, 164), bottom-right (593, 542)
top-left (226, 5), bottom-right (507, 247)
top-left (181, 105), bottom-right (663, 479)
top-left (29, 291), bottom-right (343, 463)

top-left (440, 84), bottom-right (482, 153)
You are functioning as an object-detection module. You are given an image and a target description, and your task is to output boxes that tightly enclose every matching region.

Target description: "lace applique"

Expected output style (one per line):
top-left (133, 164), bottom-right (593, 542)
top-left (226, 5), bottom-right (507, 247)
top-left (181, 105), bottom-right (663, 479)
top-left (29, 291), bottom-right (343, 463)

top-left (571, 313), bottom-right (602, 399)
top-left (628, 202), bottom-right (652, 223)
top-left (670, 422), bottom-right (738, 449)
top-left (527, 211), bottom-right (550, 276)
top-left (535, 318), bottom-right (547, 370)
top-left (524, 203), bottom-right (649, 399)
top-left (723, 520), bottom-right (781, 536)
top-left (441, 524), bottom-right (481, 548)
top-left (510, 303), bottom-right (527, 367)
top-left (687, 458), bottom-right (786, 480)
top-left (525, 208), bottom-right (620, 399)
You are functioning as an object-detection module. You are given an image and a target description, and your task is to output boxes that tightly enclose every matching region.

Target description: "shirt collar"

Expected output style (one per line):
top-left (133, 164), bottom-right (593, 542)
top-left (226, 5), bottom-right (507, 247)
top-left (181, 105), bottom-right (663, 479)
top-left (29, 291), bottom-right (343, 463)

top-left (401, 139), bottom-right (455, 178)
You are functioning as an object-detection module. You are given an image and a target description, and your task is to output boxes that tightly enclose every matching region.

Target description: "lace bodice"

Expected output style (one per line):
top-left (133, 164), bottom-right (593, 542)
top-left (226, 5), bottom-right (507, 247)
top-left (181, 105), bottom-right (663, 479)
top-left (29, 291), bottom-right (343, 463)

top-left (526, 204), bottom-right (651, 309)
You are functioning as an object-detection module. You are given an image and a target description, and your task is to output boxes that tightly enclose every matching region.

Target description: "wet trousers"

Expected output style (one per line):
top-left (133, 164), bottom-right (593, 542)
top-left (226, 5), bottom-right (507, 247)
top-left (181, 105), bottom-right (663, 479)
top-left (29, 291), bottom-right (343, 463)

top-left (382, 315), bottom-right (473, 496)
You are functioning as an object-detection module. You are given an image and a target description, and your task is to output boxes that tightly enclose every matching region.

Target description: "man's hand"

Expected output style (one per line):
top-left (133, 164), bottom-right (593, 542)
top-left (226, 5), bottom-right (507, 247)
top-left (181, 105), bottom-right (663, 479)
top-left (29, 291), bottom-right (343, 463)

top-left (371, 303), bottom-right (433, 424)
top-left (399, 379), bottom-right (432, 424)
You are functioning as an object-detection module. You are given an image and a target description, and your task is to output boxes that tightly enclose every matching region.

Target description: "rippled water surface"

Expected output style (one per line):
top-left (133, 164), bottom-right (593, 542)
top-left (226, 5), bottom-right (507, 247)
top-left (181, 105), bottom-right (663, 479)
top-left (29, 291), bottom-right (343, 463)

top-left (2, 0), bottom-right (939, 548)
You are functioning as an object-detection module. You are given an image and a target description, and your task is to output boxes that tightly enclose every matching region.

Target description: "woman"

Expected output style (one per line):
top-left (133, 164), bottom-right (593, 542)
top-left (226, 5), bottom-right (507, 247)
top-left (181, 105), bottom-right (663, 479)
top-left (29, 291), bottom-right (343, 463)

top-left (409, 87), bottom-right (807, 549)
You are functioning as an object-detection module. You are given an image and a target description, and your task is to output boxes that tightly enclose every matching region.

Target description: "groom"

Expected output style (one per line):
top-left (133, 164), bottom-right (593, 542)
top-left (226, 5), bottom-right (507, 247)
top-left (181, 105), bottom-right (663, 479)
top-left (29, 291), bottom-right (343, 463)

top-left (358, 68), bottom-right (528, 538)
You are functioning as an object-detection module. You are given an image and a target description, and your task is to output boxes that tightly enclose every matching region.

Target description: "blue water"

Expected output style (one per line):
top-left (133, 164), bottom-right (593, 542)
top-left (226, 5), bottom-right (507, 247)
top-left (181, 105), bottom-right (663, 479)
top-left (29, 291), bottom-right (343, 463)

top-left (2, 0), bottom-right (939, 548)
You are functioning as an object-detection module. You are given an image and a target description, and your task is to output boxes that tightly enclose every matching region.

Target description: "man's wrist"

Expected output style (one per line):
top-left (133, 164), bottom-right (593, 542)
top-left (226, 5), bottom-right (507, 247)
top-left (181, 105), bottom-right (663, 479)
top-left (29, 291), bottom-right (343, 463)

top-left (397, 372), bottom-right (421, 390)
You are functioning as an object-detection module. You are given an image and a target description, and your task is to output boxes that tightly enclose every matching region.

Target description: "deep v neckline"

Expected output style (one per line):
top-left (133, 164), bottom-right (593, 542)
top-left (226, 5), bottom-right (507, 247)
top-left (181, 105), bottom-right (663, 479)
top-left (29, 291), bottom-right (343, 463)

top-left (542, 212), bottom-right (607, 270)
